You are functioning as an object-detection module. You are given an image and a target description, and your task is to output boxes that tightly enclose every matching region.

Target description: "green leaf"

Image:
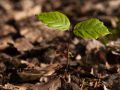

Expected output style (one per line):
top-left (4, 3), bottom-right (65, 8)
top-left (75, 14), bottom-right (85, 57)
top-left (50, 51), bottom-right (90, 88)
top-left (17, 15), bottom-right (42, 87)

top-left (36, 11), bottom-right (70, 31)
top-left (73, 18), bottom-right (110, 39)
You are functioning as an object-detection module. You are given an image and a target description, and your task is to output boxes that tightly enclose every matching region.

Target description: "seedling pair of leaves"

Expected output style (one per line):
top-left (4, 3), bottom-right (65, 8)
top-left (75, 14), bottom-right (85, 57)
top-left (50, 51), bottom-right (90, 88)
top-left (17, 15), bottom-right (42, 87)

top-left (36, 11), bottom-right (110, 39)
top-left (36, 11), bottom-right (110, 66)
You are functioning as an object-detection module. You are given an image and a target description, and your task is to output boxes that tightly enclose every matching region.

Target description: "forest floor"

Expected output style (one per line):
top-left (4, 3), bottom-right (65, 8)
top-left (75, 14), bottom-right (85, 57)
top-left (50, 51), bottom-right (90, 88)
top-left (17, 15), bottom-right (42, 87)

top-left (0, 0), bottom-right (120, 90)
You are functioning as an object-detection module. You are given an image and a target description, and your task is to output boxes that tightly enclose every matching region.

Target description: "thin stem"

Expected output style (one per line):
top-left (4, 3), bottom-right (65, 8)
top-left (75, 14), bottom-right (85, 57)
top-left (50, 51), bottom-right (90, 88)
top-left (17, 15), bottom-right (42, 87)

top-left (66, 39), bottom-right (70, 68)
top-left (66, 28), bottom-right (72, 69)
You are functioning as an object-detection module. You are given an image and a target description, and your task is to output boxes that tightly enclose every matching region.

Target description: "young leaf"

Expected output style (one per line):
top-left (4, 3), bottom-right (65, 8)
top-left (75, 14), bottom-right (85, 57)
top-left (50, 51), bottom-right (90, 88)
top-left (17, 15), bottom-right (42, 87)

top-left (36, 11), bottom-right (70, 31)
top-left (73, 18), bottom-right (110, 39)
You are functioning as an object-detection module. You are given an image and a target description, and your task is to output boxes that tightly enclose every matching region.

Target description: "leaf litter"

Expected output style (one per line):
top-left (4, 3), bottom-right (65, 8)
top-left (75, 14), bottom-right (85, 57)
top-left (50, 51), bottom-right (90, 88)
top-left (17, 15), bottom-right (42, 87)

top-left (0, 0), bottom-right (120, 90)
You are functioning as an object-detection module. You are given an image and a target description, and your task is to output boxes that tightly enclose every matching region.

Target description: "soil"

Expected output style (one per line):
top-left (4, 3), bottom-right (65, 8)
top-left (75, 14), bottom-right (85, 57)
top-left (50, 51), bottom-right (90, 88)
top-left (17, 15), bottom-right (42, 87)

top-left (0, 0), bottom-right (120, 90)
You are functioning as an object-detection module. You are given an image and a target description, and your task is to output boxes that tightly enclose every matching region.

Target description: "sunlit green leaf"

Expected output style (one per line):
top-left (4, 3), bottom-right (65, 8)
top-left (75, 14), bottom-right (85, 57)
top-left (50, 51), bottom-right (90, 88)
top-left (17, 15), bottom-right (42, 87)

top-left (36, 11), bottom-right (70, 31)
top-left (73, 18), bottom-right (110, 39)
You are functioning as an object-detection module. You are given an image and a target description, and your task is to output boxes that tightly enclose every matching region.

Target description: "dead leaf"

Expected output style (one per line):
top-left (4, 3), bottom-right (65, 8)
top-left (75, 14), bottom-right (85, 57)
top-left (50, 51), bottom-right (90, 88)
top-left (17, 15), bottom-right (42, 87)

top-left (0, 24), bottom-right (16, 37)
top-left (18, 63), bottom-right (60, 81)
top-left (0, 36), bottom-right (14, 50)
top-left (3, 83), bottom-right (27, 90)
top-left (14, 38), bottom-right (34, 52)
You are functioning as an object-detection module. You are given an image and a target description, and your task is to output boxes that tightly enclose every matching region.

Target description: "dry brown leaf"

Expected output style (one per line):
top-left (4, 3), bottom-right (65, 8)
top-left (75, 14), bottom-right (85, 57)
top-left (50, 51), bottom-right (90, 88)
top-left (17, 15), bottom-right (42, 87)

top-left (19, 22), bottom-right (64, 43)
top-left (17, 77), bottom-right (61, 90)
top-left (0, 24), bottom-right (16, 37)
top-left (37, 77), bottom-right (61, 90)
top-left (0, 36), bottom-right (14, 50)
top-left (12, 5), bottom-right (41, 21)
top-left (86, 39), bottom-right (105, 53)
top-left (18, 63), bottom-right (60, 81)
top-left (20, 27), bottom-right (42, 43)
top-left (107, 39), bottom-right (120, 50)
top-left (14, 38), bottom-right (34, 52)
top-left (3, 83), bottom-right (27, 90)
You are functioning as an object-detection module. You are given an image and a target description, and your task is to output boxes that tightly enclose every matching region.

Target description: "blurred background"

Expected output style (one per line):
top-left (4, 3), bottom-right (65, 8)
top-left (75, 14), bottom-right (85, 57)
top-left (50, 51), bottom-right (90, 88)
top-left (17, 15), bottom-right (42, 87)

top-left (0, 0), bottom-right (120, 62)
top-left (1, 0), bottom-right (120, 26)
top-left (0, 0), bottom-right (120, 90)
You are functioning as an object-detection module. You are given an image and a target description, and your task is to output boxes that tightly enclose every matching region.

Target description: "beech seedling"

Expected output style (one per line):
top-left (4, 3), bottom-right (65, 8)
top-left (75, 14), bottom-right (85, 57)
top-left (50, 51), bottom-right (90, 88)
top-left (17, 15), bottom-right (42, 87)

top-left (36, 11), bottom-right (110, 66)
